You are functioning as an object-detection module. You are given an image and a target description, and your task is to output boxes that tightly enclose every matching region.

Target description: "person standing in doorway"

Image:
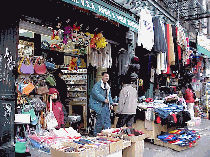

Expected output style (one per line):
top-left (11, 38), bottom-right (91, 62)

top-left (53, 68), bottom-right (68, 125)
top-left (89, 72), bottom-right (113, 136)
top-left (116, 74), bottom-right (138, 128)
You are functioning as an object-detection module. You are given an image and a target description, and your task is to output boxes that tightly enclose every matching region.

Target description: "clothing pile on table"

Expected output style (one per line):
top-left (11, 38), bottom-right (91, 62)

top-left (154, 104), bottom-right (191, 127)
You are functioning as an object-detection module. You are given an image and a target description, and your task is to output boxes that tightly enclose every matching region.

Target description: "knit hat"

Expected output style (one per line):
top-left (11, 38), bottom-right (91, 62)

top-left (48, 88), bottom-right (59, 95)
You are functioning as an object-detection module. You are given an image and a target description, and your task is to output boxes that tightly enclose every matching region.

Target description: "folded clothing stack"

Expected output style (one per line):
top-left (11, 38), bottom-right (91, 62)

top-left (157, 129), bottom-right (200, 147)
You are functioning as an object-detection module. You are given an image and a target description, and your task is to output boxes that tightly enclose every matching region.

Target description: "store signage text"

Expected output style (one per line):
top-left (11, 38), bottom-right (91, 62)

top-left (62, 0), bottom-right (139, 31)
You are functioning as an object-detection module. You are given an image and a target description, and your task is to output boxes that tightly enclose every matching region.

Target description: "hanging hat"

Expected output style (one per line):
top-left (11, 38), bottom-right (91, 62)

top-left (49, 88), bottom-right (59, 95)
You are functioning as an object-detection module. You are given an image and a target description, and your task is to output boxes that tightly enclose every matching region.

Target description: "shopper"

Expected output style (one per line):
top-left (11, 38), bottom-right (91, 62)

top-left (89, 72), bottom-right (114, 136)
top-left (54, 68), bottom-right (67, 105)
top-left (116, 73), bottom-right (138, 128)
top-left (47, 88), bottom-right (66, 129)
top-left (185, 83), bottom-right (195, 119)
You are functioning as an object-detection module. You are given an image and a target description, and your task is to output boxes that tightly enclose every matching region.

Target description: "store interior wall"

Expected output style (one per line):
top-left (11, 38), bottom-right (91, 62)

top-left (17, 0), bottom-right (130, 131)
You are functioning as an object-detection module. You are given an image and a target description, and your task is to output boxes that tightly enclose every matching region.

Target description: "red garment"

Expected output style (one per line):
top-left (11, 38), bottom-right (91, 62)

top-left (156, 116), bottom-right (161, 123)
top-left (176, 27), bottom-right (182, 61)
top-left (171, 114), bottom-right (177, 123)
top-left (166, 24), bottom-right (170, 74)
top-left (47, 101), bottom-right (65, 128)
top-left (185, 88), bottom-right (195, 103)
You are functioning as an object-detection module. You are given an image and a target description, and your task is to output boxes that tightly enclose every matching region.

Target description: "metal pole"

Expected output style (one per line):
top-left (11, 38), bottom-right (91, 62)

top-left (177, 0), bottom-right (179, 22)
top-left (206, 90), bottom-right (209, 119)
top-left (147, 0), bottom-right (177, 23)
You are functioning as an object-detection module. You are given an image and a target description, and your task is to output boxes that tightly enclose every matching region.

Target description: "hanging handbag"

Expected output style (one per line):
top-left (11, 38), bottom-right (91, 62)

top-left (22, 103), bottom-right (37, 122)
top-left (36, 85), bottom-right (49, 95)
top-left (45, 97), bottom-right (58, 130)
top-left (45, 60), bottom-right (56, 71)
top-left (30, 97), bottom-right (46, 112)
top-left (46, 75), bottom-right (56, 86)
top-left (18, 57), bottom-right (34, 75)
top-left (22, 81), bottom-right (35, 95)
top-left (34, 57), bottom-right (47, 74)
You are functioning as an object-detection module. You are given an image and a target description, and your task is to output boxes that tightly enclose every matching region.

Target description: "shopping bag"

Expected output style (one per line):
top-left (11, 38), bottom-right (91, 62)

top-left (45, 97), bottom-right (58, 130)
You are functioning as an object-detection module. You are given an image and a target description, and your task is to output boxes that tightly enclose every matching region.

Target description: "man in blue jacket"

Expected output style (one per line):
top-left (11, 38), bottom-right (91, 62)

top-left (89, 72), bottom-right (113, 136)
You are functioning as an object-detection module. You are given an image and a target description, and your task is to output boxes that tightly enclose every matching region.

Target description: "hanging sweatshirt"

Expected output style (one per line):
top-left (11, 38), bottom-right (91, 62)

top-left (138, 8), bottom-right (154, 51)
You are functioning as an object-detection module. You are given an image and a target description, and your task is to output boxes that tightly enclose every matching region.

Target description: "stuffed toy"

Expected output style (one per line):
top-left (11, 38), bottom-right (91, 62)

top-left (51, 23), bottom-right (62, 40)
top-left (51, 30), bottom-right (60, 40)
top-left (68, 57), bottom-right (78, 71)
top-left (90, 33), bottom-right (99, 49)
top-left (96, 37), bottom-right (108, 49)
top-left (50, 44), bottom-right (60, 51)
top-left (63, 25), bottom-right (73, 45)
top-left (84, 32), bottom-right (93, 47)
top-left (72, 24), bottom-right (81, 43)
top-left (79, 58), bottom-right (86, 68)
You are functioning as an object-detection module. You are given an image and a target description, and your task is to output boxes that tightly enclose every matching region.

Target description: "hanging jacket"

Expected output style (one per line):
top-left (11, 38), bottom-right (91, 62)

top-left (153, 17), bottom-right (167, 53)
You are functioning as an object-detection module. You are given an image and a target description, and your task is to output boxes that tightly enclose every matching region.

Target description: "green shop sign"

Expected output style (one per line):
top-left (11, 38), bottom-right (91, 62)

top-left (62, 0), bottom-right (139, 31)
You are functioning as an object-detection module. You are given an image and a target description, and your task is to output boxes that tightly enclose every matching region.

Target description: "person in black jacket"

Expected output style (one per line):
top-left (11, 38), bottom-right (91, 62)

top-left (54, 68), bottom-right (68, 125)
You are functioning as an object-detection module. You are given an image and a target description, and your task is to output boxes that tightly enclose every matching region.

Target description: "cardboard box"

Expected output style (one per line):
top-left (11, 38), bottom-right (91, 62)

top-left (123, 134), bottom-right (145, 143)
top-left (123, 140), bottom-right (131, 149)
top-left (97, 136), bottom-right (123, 154)
top-left (85, 144), bottom-right (109, 157)
top-left (51, 147), bottom-right (95, 157)
top-left (123, 140), bottom-right (144, 157)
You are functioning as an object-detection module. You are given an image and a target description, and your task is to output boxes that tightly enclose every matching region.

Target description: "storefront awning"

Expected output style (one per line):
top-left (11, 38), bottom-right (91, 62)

top-left (197, 44), bottom-right (210, 58)
top-left (62, 0), bottom-right (139, 31)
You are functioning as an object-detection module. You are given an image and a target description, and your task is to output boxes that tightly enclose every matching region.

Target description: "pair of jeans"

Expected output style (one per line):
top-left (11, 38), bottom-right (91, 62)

top-left (187, 103), bottom-right (194, 118)
top-left (93, 105), bottom-right (111, 135)
top-left (116, 114), bottom-right (135, 128)
top-left (155, 108), bottom-right (170, 119)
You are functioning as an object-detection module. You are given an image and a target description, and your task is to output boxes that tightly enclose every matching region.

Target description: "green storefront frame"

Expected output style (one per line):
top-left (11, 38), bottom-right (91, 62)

top-left (197, 44), bottom-right (210, 58)
top-left (62, 0), bottom-right (139, 32)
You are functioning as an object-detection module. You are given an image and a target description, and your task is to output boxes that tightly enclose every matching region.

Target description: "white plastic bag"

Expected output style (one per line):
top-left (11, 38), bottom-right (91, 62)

top-left (45, 97), bottom-right (58, 130)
